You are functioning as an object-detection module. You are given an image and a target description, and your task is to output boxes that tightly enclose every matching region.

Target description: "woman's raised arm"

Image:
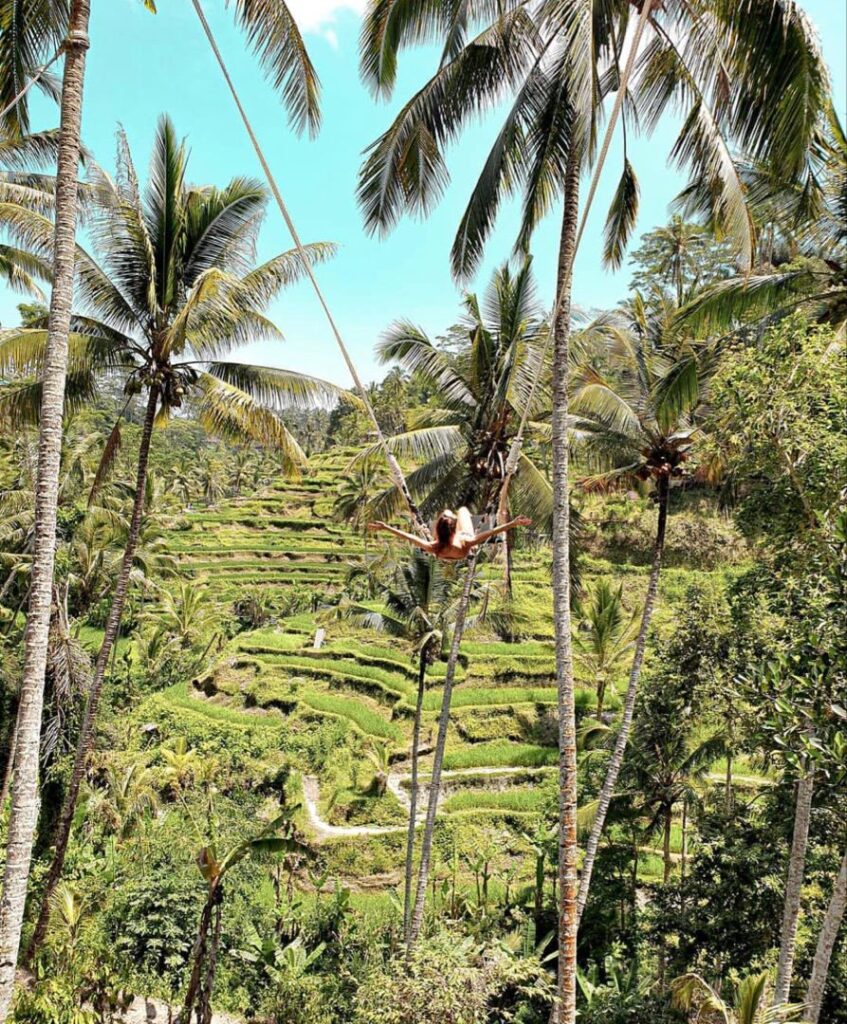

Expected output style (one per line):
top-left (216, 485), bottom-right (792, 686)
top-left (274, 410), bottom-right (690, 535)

top-left (368, 521), bottom-right (435, 553)
top-left (469, 515), bottom-right (532, 548)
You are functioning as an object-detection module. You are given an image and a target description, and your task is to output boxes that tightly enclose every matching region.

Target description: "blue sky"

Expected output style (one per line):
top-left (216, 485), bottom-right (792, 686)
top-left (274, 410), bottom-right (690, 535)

top-left (3, 0), bottom-right (845, 386)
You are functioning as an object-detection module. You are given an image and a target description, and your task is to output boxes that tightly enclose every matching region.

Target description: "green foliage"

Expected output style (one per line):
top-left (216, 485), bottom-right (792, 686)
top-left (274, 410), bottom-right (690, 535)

top-left (352, 930), bottom-right (553, 1024)
top-left (706, 315), bottom-right (846, 542)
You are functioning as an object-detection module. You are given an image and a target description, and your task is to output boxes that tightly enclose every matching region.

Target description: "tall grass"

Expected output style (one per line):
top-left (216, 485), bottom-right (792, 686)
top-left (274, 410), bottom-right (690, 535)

top-left (443, 741), bottom-right (556, 770)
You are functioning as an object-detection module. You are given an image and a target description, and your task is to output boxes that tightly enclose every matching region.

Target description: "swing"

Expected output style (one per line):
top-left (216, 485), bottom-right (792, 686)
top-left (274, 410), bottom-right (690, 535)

top-left (192, 0), bottom-right (655, 553)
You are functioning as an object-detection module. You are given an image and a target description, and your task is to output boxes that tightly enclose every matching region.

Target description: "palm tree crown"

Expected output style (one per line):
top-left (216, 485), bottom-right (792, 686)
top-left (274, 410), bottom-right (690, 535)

top-left (0, 115), bottom-right (347, 471)
top-left (359, 0), bottom-right (828, 279)
top-left (373, 259), bottom-right (553, 530)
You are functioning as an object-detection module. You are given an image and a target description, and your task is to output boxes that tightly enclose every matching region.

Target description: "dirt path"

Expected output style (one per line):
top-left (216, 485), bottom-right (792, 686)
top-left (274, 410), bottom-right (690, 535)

top-left (302, 775), bottom-right (408, 840)
top-left (122, 995), bottom-right (243, 1024)
top-left (302, 766), bottom-right (554, 841)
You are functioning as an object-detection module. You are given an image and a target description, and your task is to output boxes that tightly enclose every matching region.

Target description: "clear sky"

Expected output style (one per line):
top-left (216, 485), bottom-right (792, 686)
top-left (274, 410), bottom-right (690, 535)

top-left (2, 0), bottom-right (845, 386)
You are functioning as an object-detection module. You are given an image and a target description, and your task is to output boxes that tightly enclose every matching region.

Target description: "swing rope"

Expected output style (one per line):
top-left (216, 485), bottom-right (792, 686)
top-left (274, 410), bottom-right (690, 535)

top-left (496, 0), bottom-right (655, 527)
top-left (189, 0), bottom-right (430, 537)
top-left (190, 0), bottom-right (652, 540)
top-left (0, 45), bottom-right (64, 125)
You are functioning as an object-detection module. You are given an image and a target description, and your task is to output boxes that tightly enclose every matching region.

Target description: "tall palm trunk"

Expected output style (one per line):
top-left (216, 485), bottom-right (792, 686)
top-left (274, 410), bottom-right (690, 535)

top-left (576, 473), bottom-right (670, 924)
top-left (27, 385), bottom-right (160, 960)
top-left (403, 650), bottom-right (427, 946)
top-left (0, 5), bottom-right (91, 1016)
top-left (550, 153), bottom-right (581, 1024)
top-left (805, 847), bottom-right (847, 1024)
top-left (773, 767), bottom-right (815, 1007)
top-left (407, 554), bottom-right (478, 946)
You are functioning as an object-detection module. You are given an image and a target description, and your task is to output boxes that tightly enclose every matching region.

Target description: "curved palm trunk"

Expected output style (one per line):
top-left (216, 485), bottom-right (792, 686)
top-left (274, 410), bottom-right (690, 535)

top-left (0, 6), bottom-right (91, 1016)
top-left (407, 554), bottom-right (478, 946)
top-left (805, 847), bottom-right (847, 1024)
top-left (27, 385), bottom-right (159, 960)
top-left (550, 154), bottom-right (581, 1024)
top-left (576, 474), bottom-right (670, 925)
top-left (403, 651), bottom-right (427, 947)
top-left (773, 767), bottom-right (815, 1007)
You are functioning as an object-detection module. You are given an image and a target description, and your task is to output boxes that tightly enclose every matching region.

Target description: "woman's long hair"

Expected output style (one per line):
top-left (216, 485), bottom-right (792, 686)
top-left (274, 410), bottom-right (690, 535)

top-left (434, 514), bottom-right (456, 547)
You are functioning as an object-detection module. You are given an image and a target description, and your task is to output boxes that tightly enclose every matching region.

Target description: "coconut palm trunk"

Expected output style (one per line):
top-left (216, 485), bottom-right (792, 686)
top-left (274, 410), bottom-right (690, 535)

top-left (805, 847), bottom-right (847, 1024)
top-left (773, 767), bottom-right (815, 1007)
top-left (576, 473), bottom-right (670, 925)
top-left (403, 648), bottom-right (428, 946)
top-left (0, 4), bottom-right (91, 1015)
top-left (550, 154), bottom-right (581, 1024)
top-left (27, 385), bottom-right (160, 960)
top-left (407, 553), bottom-right (478, 946)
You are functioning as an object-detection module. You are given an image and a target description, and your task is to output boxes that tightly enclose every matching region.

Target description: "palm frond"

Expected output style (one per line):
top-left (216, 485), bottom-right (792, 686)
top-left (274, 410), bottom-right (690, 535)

top-left (230, 0), bottom-right (321, 137)
top-left (602, 158), bottom-right (639, 270)
top-left (205, 361), bottom-right (350, 411)
top-left (377, 320), bottom-right (475, 408)
top-left (358, 8), bottom-right (538, 235)
top-left (88, 419), bottom-right (122, 506)
top-left (674, 268), bottom-right (822, 336)
top-left (0, 0), bottom-right (68, 137)
top-left (195, 373), bottom-right (307, 478)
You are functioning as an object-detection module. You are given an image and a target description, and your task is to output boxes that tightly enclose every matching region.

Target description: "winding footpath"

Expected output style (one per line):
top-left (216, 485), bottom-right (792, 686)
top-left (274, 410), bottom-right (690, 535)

top-left (301, 766), bottom-right (555, 841)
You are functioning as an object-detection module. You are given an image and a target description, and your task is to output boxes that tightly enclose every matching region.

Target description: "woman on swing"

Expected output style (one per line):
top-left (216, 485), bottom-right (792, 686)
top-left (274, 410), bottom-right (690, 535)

top-left (368, 507), bottom-right (531, 562)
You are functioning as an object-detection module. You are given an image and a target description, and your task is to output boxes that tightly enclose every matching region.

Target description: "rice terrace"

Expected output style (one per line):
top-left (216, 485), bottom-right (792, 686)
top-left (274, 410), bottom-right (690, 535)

top-left (0, 2), bottom-right (844, 1023)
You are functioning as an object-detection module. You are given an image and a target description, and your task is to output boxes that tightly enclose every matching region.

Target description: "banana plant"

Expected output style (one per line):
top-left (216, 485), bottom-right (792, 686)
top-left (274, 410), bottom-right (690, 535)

top-left (671, 971), bottom-right (806, 1024)
top-left (178, 810), bottom-right (309, 1024)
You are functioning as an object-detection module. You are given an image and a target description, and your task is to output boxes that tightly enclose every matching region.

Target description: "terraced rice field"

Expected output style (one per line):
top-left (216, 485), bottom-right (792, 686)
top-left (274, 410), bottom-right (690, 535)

top-left (156, 447), bottom-right (764, 874)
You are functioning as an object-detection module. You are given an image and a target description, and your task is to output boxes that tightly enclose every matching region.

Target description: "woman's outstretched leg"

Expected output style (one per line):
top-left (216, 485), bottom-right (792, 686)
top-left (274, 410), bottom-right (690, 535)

top-left (456, 507), bottom-right (474, 540)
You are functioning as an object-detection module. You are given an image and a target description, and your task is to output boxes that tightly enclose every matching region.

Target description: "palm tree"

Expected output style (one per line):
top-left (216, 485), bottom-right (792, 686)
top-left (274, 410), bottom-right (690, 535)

top-left (628, 721), bottom-right (724, 886)
top-left (574, 580), bottom-right (638, 719)
top-left (0, 1), bottom-right (322, 1004)
top-left (630, 216), bottom-right (734, 307)
top-left (364, 740), bottom-right (391, 797)
top-left (678, 105), bottom-right (847, 339)
top-left (0, 117), bottom-right (349, 960)
top-left (357, 7), bottom-right (826, 1015)
top-left (333, 458), bottom-right (387, 564)
top-left (774, 766), bottom-right (816, 1008)
top-left (335, 548), bottom-right (459, 945)
top-left (671, 971), bottom-right (805, 1024)
top-left (371, 260), bottom-right (553, 541)
top-left (151, 581), bottom-right (215, 650)
top-left (85, 762), bottom-right (159, 841)
top-left (571, 319), bottom-right (706, 923)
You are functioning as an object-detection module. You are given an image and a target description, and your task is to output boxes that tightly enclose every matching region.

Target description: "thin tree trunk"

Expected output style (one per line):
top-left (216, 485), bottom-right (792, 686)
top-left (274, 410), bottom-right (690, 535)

top-left (725, 747), bottom-right (734, 814)
top-left (199, 899), bottom-right (224, 1024)
top-left (596, 675), bottom-right (606, 720)
top-left (534, 850), bottom-right (545, 935)
top-left (403, 651), bottom-right (427, 947)
top-left (773, 767), bottom-right (815, 1007)
top-left (551, 153), bottom-right (581, 1024)
top-left (663, 806), bottom-right (673, 884)
top-left (681, 796), bottom-right (688, 882)
top-left (27, 385), bottom-right (159, 960)
top-left (805, 847), bottom-right (847, 1024)
top-left (576, 474), bottom-right (670, 924)
top-left (178, 891), bottom-right (214, 1024)
top-left (407, 554), bottom-right (478, 946)
top-left (0, 6), bottom-right (91, 1016)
